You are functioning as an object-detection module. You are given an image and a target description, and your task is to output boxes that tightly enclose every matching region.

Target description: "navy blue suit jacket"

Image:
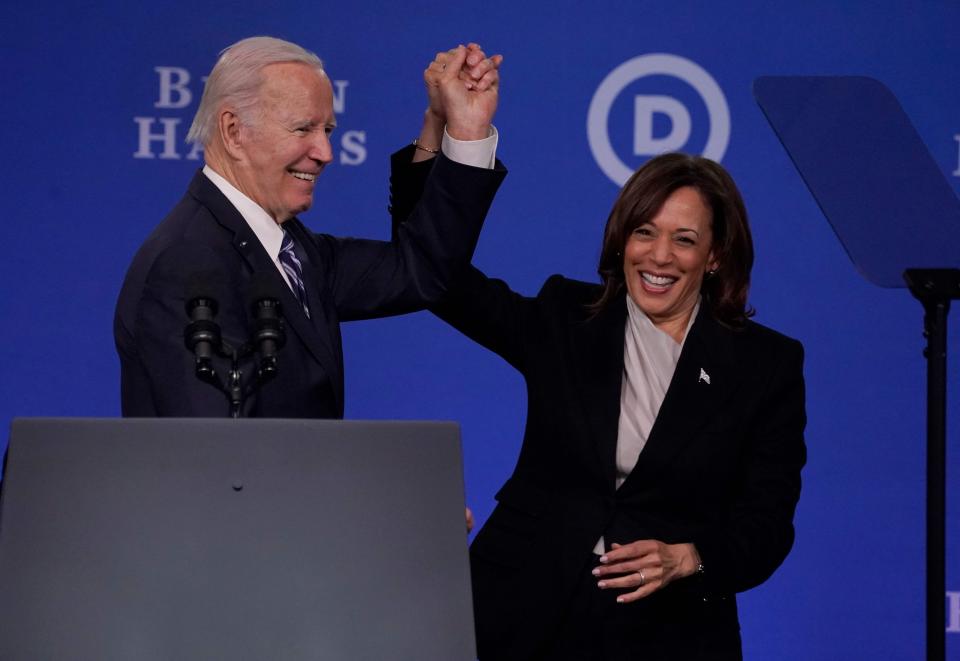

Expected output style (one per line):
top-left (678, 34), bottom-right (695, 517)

top-left (115, 147), bottom-right (505, 417)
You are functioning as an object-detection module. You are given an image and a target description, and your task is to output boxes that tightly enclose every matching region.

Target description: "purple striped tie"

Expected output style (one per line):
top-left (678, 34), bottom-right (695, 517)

top-left (279, 230), bottom-right (310, 318)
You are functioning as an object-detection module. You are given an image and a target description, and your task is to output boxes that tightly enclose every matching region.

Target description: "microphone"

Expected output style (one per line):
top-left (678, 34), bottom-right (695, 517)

top-left (247, 272), bottom-right (285, 377)
top-left (184, 271), bottom-right (225, 379)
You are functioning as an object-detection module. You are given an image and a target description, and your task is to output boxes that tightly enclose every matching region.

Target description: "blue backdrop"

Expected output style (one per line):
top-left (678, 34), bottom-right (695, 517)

top-left (1, 1), bottom-right (958, 658)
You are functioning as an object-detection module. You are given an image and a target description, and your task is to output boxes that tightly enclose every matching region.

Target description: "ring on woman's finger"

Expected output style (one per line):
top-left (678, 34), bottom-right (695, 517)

top-left (637, 569), bottom-right (645, 586)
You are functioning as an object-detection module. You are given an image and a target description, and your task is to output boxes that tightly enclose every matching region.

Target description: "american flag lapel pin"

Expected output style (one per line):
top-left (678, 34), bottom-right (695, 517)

top-left (698, 368), bottom-right (711, 385)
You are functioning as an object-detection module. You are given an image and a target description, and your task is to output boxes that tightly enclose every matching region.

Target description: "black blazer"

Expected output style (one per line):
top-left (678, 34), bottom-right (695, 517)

top-left (115, 147), bottom-right (505, 417)
top-left (431, 269), bottom-right (807, 660)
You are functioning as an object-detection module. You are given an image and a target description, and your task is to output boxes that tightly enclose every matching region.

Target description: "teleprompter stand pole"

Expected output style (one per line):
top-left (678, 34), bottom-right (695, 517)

top-left (904, 268), bottom-right (960, 661)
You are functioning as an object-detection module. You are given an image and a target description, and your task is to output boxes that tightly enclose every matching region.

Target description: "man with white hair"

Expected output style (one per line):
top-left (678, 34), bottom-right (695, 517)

top-left (115, 36), bottom-right (504, 417)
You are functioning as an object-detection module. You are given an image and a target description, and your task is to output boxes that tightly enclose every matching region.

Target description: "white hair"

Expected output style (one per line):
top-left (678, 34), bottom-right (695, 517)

top-left (186, 36), bottom-right (325, 146)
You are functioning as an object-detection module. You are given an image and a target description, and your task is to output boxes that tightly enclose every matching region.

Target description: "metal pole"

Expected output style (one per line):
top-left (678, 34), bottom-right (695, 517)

top-left (923, 298), bottom-right (948, 661)
top-left (904, 267), bottom-right (959, 661)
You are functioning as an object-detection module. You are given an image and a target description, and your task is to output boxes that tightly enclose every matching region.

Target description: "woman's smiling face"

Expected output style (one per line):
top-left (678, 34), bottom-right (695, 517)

top-left (622, 186), bottom-right (718, 338)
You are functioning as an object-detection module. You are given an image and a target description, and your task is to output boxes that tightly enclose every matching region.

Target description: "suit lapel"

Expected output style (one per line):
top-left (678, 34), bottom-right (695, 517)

top-left (189, 173), bottom-right (344, 412)
top-left (619, 306), bottom-right (743, 493)
top-left (282, 219), bottom-right (345, 413)
top-left (574, 294), bottom-right (627, 491)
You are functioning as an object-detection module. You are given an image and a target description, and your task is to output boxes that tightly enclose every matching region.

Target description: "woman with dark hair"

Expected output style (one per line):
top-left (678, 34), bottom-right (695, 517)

top-left (393, 151), bottom-right (806, 660)
top-left (593, 153), bottom-right (755, 328)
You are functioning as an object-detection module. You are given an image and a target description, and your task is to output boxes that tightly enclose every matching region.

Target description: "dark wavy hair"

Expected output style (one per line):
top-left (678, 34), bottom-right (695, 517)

top-left (592, 152), bottom-right (755, 327)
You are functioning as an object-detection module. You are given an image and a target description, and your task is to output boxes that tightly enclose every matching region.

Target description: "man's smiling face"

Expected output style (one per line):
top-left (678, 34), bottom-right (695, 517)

top-left (235, 62), bottom-right (336, 223)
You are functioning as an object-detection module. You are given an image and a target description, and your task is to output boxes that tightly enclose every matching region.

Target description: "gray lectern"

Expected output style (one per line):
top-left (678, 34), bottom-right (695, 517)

top-left (0, 418), bottom-right (476, 661)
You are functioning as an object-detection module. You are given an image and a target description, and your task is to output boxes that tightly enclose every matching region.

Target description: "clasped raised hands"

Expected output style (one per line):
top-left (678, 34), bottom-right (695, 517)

top-left (424, 43), bottom-right (502, 141)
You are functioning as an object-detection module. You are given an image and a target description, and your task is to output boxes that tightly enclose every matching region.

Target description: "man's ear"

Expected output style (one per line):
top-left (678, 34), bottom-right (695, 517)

top-left (218, 110), bottom-right (245, 160)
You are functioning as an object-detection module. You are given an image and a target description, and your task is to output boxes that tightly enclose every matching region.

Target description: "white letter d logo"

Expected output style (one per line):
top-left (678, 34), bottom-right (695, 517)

top-left (634, 95), bottom-right (692, 155)
top-left (587, 54), bottom-right (730, 186)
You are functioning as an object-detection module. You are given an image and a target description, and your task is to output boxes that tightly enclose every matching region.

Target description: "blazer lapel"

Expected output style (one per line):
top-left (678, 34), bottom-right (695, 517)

top-left (574, 294), bottom-right (627, 491)
top-left (619, 306), bottom-right (743, 492)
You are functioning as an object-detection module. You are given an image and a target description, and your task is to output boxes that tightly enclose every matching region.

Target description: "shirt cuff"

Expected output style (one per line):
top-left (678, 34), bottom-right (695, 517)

top-left (441, 126), bottom-right (498, 169)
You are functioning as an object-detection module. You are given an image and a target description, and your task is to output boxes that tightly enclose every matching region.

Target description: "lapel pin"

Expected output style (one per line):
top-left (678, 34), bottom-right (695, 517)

top-left (698, 368), bottom-right (711, 385)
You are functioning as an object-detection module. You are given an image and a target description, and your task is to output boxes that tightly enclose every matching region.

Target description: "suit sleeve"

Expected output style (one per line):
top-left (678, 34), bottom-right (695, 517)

top-left (329, 146), bottom-right (506, 321)
top-left (126, 243), bottom-right (249, 417)
top-left (693, 338), bottom-right (807, 595)
top-left (432, 266), bottom-right (559, 374)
